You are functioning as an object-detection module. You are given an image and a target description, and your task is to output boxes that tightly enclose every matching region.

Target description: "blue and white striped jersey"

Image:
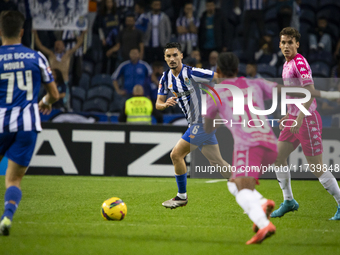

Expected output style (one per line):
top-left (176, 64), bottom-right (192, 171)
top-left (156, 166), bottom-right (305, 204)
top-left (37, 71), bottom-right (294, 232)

top-left (0, 44), bottom-right (54, 133)
top-left (176, 16), bottom-right (199, 46)
top-left (158, 64), bottom-right (214, 126)
top-left (244, 0), bottom-right (263, 10)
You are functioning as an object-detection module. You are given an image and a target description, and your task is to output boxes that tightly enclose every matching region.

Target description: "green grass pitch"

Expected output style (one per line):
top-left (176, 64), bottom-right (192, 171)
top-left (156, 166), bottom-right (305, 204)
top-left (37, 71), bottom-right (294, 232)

top-left (0, 176), bottom-right (339, 255)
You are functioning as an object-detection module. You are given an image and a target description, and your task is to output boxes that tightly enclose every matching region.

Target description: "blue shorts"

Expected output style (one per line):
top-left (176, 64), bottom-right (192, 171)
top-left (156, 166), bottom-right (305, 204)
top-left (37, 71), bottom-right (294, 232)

top-left (182, 123), bottom-right (218, 149)
top-left (0, 131), bottom-right (38, 167)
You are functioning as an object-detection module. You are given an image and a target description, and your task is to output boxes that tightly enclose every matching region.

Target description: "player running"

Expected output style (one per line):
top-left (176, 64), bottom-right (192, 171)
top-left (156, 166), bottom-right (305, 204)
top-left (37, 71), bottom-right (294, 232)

top-left (204, 52), bottom-right (340, 244)
top-left (205, 52), bottom-right (278, 244)
top-left (271, 27), bottom-right (340, 220)
top-left (0, 11), bottom-right (59, 236)
top-left (156, 42), bottom-right (231, 209)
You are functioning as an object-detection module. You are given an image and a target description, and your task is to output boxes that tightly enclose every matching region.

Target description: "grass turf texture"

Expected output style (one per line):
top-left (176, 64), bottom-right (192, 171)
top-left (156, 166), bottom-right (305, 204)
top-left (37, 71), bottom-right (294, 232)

top-left (0, 176), bottom-right (339, 255)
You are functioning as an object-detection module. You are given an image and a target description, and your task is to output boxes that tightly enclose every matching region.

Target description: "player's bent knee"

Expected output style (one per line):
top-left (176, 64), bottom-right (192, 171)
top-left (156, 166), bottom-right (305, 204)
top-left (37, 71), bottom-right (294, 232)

top-left (170, 149), bottom-right (184, 162)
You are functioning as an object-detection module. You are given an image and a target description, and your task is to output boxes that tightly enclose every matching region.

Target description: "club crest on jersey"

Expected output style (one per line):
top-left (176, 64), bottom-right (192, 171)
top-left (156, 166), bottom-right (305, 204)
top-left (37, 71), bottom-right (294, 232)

top-left (169, 83), bottom-right (173, 89)
top-left (184, 78), bottom-right (191, 86)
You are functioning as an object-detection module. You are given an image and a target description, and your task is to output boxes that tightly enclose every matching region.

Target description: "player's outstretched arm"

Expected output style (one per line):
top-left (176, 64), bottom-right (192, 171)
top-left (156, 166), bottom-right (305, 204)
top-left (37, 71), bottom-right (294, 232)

top-left (156, 95), bottom-right (177, 111)
top-left (38, 81), bottom-right (59, 115)
top-left (33, 30), bottom-right (54, 57)
top-left (67, 30), bottom-right (86, 56)
top-left (204, 117), bottom-right (215, 133)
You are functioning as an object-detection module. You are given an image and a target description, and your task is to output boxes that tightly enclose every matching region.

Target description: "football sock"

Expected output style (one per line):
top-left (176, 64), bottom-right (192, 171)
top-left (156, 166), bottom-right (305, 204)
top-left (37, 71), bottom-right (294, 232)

top-left (275, 166), bottom-right (294, 200)
top-left (227, 181), bottom-right (263, 200)
top-left (2, 186), bottom-right (22, 221)
top-left (177, 193), bottom-right (187, 199)
top-left (236, 189), bottom-right (269, 229)
top-left (253, 189), bottom-right (263, 201)
top-left (318, 171), bottom-right (340, 205)
top-left (227, 181), bottom-right (238, 196)
top-left (175, 173), bottom-right (187, 195)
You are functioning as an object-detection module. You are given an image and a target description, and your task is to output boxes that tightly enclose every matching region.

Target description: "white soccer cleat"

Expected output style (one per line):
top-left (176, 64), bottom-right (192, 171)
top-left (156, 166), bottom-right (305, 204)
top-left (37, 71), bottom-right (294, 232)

top-left (162, 196), bottom-right (188, 209)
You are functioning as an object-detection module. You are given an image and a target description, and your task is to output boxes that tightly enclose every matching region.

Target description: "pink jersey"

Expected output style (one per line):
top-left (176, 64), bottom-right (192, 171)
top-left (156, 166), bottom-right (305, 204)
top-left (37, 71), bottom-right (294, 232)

top-left (282, 53), bottom-right (317, 116)
top-left (206, 77), bottom-right (278, 152)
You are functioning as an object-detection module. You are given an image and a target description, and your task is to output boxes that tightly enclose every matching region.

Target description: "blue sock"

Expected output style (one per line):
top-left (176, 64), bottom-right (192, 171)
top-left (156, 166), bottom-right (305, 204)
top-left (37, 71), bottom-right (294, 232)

top-left (2, 186), bottom-right (22, 221)
top-left (175, 173), bottom-right (187, 193)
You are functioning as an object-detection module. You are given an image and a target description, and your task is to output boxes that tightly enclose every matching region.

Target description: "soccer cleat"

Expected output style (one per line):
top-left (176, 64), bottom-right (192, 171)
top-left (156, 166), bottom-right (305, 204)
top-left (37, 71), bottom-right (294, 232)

top-left (270, 199), bottom-right (299, 218)
top-left (246, 222), bottom-right (276, 245)
top-left (0, 217), bottom-right (12, 236)
top-left (329, 205), bottom-right (340, 220)
top-left (253, 199), bottom-right (275, 233)
top-left (162, 196), bottom-right (188, 209)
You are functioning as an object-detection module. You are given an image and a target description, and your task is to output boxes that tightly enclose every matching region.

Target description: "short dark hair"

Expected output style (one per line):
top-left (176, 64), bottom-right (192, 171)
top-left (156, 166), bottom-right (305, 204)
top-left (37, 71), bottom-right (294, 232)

top-left (217, 52), bottom-right (239, 77)
top-left (163, 42), bottom-right (181, 53)
top-left (279, 27), bottom-right (301, 43)
top-left (0, 11), bottom-right (25, 38)
top-left (130, 47), bottom-right (140, 52)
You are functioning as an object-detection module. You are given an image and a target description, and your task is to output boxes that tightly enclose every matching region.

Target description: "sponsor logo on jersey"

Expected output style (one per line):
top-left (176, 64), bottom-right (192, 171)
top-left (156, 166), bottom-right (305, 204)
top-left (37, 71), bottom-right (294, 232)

top-left (300, 67), bottom-right (306, 72)
top-left (310, 121), bottom-right (315, 125)
top-left (188, 135), bottom-right (195, 139)
top-left (169, 83), bottom-right (173, 89)
top-left (297, 61), bottom-right (304, 65)
top-left (311, 127), bottom-right (318, 132)
top-left (238, 153), bottom-right (245, 158)
top-left (301, 74), bottom-right (312, 79)
top-left (314, 141), bottom-right (321, 146)
top-left (313, 135), bottom-right (318, 139)
top-left (315, 149), bottom-right (321, 153)
top-left (297, 57), bottom-right (303, 60)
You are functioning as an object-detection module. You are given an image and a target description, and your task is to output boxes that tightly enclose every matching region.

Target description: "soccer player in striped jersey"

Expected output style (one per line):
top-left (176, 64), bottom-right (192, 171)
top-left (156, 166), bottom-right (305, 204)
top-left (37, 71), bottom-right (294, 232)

top-left (156, 42), bottom-right (231, 209)
top-left (270, 27), bottom-right (340, 220)
top-left (0, 11), bottom-right (59, 236)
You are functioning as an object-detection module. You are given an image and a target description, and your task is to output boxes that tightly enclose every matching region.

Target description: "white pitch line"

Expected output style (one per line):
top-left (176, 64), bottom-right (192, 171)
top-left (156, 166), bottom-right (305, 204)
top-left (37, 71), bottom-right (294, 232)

top-left (205, 180), bottom-right (228, 183)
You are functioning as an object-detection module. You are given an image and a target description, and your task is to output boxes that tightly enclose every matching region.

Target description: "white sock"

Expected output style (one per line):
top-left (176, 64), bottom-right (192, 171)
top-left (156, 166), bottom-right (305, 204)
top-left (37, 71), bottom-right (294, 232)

top-left (253, 189), bottom-right (264, 200)
top-left (227, 182), bottom-right (263, 200)
top-left (318, 171), bottom-right (340, 205)
top-left (177, 193), bottom-right (187, 199)
top-left (236, 189), bottom-right (270, 229)
top-left (227, 181), bottom-right (238, 196)
top-left (275, 166), bottom-right (294, 200)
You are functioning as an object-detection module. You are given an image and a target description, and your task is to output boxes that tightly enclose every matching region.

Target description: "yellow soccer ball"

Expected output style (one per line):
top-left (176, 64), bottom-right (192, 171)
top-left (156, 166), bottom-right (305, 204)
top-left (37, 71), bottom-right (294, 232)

top-left (101, 197), bottom-right (127, 221)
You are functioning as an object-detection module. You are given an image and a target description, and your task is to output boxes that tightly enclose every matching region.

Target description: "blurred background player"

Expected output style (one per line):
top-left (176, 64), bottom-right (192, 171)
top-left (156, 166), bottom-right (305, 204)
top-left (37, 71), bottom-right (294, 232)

top-left (0, 11), bottom-right (59, 236)
top-left (271, 27), bottom-right (340, 220)
top-left (156, 42), bottom-right (230, 209)
top-left (204, 52), bottom-right (277, 245)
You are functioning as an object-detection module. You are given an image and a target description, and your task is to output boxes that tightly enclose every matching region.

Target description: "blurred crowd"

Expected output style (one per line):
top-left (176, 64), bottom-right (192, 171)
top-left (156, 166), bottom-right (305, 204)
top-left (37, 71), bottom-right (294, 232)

top-left (1, 0), bottom-right (340, 125)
